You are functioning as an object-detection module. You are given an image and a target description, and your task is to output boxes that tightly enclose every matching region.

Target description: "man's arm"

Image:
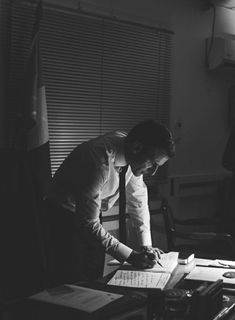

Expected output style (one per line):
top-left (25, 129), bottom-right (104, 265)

top-left (125, 173), bottom-right (152, 247)
top-left (75, 163), bottom-right (132, 263)
top-left (126, 172), bottom-right (163, 262)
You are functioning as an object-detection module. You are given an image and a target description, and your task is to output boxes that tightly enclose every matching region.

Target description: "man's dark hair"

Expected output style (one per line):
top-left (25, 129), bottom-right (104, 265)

top-left (126, 119), bottom-right (175, 158)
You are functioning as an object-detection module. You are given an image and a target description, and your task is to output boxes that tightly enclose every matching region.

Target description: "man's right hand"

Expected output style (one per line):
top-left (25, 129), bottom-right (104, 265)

top-left (126, 250), bottom-right (156, 269)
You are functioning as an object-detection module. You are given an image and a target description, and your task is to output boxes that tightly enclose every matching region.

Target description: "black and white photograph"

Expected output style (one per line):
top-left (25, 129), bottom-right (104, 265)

top-left (1, 0), bottom-right (235, 319)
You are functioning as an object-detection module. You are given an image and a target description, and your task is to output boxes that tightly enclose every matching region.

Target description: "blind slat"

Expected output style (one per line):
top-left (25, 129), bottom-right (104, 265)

top-left (8, 2), bottom-right (172, 184)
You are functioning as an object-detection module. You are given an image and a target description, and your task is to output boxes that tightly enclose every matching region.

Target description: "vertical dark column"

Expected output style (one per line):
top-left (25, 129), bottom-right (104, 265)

top-left (119, 166), bottom-right (128, 244)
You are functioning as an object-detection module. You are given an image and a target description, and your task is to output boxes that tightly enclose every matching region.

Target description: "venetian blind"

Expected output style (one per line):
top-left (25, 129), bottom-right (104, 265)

top-left (8, 1), bottom-right (173, 184)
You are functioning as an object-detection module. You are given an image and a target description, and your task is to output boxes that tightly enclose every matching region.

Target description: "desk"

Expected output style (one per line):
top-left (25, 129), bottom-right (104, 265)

top-left (165, 260), bottom-right (195, 289)
top-left (25, 278), bottom-right (148, 320)
top-left (12, 259), bottom-right (235, 320)
top-left (96, 262), bottom-right (195, 320)
top-left (100, 260), bottom-right (235, 320)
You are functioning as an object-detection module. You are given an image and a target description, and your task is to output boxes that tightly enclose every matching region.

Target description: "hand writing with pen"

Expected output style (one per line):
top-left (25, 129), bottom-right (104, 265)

top-left (126, 246), bottom-right (164, 269)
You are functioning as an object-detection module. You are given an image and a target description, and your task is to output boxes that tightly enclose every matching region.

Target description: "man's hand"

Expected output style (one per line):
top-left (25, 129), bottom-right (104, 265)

top-left (126, 250), bottom-right (156, 269)
top-left (141, 246), bottom-right (164, 261)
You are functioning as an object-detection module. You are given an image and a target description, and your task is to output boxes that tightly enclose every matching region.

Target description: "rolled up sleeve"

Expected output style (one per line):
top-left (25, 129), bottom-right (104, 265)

top-left (126, 174), bottom-right (152, 247)
top-left (75, 163), bottom-right (132, 262)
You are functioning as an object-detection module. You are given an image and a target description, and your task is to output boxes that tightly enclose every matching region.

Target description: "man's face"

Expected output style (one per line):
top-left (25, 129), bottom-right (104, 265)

top-left (129, 147), bottom-right (169, 177)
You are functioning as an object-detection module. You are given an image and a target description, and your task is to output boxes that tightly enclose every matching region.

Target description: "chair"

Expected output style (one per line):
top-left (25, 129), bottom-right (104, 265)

top-left (158, 197), bottom-right (235, 260)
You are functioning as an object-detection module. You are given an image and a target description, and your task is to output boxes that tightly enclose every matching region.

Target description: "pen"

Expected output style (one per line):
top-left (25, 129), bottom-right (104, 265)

top-left (157, 261), bottom-right (163, 268)
top-left (212, 302), bottom-right (235, 320)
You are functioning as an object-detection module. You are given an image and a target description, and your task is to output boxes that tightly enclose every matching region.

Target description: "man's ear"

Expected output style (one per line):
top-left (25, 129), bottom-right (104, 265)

top-left (131, 141), bottom-right (143, 155)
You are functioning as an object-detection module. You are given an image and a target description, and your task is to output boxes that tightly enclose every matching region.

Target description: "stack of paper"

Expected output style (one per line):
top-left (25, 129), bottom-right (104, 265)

top-left (152, 251), bottom-right (179, 273)
top-left (195, 258), bottom-right (235, 268)
top-left (185, 266), bottom-right (235, 285)
top-left (108, 270), bottom-right (170, 289)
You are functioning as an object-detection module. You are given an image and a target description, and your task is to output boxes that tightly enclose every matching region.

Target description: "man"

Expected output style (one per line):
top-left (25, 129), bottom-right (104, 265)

top-left (44, 119), bottom-right (175, 286)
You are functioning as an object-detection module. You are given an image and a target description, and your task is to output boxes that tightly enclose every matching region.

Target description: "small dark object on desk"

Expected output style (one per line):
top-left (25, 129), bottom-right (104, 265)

top-left (178, 252), bottom-right (195, 265)
top-left (162, 288), bottom-right (192, 318)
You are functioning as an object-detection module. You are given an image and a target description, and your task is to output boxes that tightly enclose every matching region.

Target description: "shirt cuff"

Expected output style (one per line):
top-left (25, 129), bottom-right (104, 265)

top-left (114, 242), bottom-right (133, 263)
top-left (138, 230), bottom-right (152, 247)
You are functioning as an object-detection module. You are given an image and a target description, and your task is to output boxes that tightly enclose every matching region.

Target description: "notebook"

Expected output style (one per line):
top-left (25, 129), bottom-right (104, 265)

top-left (108, 269), bottom-right (171, 289)
top-left (107, 251), bottom-right (179, 289)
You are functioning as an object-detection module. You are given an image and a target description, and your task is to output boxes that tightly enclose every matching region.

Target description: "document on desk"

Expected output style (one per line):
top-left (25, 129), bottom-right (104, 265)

top-left (151, 251), bottom-right (179, 273)
top-left (108, 251), bottom-right (179, 274)
top-left (108, 270), bottom-right (171, 289)
top-left (185, 266), bottom-right (235, 285)
top-left (195, 258), bottom-right (235, 268)
top-left (30, 284), bottom-right (124, 313)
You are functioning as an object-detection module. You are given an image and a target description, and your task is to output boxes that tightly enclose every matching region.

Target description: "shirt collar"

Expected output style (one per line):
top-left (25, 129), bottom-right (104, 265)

top-left (113, 137), bottom-right (127, 168)
top-left (114, 152), bottom-right (127, 167)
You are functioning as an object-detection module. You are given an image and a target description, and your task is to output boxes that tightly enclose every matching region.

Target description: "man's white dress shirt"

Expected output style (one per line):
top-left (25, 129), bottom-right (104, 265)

top-left (46, 130), bottom-right (152, 262)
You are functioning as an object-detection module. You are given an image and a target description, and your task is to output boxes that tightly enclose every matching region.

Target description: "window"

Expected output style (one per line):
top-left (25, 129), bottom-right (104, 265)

top-left (8, 1), bottom-right (173, 184)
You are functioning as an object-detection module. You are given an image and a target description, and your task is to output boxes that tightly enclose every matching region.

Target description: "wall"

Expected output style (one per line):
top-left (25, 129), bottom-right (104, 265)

top-left (1, 0), bottom-right (234, 174)
top-left (1, 0), bottom-right (234, 288)
top-left (1, 0), bottom-right (233, 175)
top-left (44, 0), bottom-right (235, 178)
top-left (216, 6), bottom-right (235, 37)
top-left (41, 0), bottom-right (235, 252)
top-left (0, 0), bottom-right (8, 147)
top-left (169, 2), bottom-right (233, 177)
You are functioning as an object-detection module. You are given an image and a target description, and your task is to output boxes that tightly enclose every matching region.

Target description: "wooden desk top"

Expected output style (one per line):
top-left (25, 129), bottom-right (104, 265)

top-left (100, 260), bottom-right (235, 319)
top-left (165, 260), bottom-right (196, 289)
top-left (101, 259), bottom-right (196, 289)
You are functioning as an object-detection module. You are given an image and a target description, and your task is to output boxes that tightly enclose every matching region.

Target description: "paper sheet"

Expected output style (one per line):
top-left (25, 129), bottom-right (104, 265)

top-left (108, 270), bottom-right (170, 289)
top-left (195, 258), bottom-right (235, 268)
top-left (194, 258), bottom-right (215, 266)
top-left (186, 266), bottom-right (235, 285)
top-left (148, 251), bottom-right (178, 273)
top-left (30, 284), bottom-right (123, 313)
top-left (215, 259), bottom-right (235, 268)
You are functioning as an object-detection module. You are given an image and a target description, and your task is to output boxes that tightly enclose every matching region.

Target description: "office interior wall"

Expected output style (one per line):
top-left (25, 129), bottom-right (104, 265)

top-left (0, 0), bottom-right (233, 178)
top-left (38, 0), bottom-right (235, 250)
top-left (45, 0), bottom-right (235, 177)
top-left (216, 6), bottom-right (235, 36)
top-left (2, 0), bottom-right (234, 250)
top-left (0, 0), bottom-right (8, 147)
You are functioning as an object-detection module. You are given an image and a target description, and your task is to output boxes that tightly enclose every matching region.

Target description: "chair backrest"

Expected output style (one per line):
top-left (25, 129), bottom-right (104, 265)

top-left (160, 198), bottom-right (176, 251)
top-left (159, 197), bottom-right (235, 260)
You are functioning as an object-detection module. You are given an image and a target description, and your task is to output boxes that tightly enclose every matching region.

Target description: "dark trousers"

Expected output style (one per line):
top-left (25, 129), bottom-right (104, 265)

top-left (43, 199), bottom-right (105, 287)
